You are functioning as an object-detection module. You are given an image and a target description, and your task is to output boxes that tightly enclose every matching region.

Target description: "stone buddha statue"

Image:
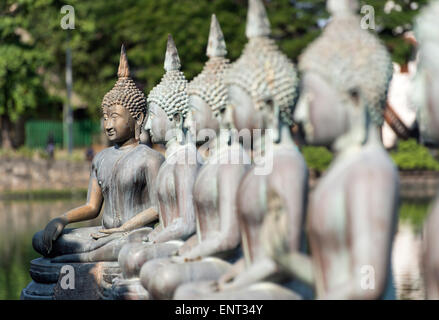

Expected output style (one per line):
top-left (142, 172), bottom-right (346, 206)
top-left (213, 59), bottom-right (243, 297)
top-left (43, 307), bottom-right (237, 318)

top-left (32, 46), bottom-right (165, 263)
top-left (136, 14), bottom-right (252, 300)
top-left (174, 0), bottom-right (307, 300)
top-left (263, 0), bottom-right (399, 300)
top-left (23, 46), bottom-right (165, 299)
top-left (411, 1), bottom-right (439, 300)
top-left (113, 35), bottom-right (201, 299)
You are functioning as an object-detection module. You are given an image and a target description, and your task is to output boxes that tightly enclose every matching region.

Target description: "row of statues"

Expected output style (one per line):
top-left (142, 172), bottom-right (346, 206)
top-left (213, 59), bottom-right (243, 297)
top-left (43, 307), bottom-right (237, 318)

top-left (24, 0), bottom-right (439, 300)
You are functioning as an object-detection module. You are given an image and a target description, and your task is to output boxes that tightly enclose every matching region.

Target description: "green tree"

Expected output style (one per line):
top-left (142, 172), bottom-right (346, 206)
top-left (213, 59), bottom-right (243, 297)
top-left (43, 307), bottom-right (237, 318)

top-left (0, 1), bottom-right (54, 148)
top-left (0, 0), bottom-right (429, 148)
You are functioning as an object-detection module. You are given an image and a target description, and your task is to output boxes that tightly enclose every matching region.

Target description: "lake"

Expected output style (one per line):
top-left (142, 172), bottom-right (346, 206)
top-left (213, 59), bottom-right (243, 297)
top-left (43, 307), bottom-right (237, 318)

top-left (0, 198), bottom-right (432, 300)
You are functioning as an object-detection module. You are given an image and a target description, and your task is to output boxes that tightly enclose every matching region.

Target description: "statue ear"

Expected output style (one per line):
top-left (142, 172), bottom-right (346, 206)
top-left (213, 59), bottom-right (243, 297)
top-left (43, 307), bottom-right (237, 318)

top-left (265, 98), bottom-right (274, 112)
top-left (134, 112), bottom-right (144, 141)
top-left (348, 88), bottom-right (361, 107)
top-left (134, 112), bottom-right (145, 127)
top-left (172, 112), bottom-right (183, 128)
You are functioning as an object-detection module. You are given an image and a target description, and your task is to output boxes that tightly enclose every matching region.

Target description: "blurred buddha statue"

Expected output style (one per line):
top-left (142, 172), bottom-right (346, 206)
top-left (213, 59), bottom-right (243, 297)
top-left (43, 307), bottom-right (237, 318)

top-left (32, 45), bottom-right (165, 263)
top-left (263, 0), bottom-right (399, 300)
top-left (113, 35), bottom-right (201, 299)
top-left (174, 0), bottom-right (307, 300)
top-left (138, 15), bottom-right (251, 300)
top-left (412, 0), bottom-right (439, 300)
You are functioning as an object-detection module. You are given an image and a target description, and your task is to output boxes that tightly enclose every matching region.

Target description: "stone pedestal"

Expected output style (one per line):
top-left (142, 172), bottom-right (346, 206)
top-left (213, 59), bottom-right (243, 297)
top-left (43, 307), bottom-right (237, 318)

top-left (112, 277), bottom-right (150, 300)
top-left (21, 257), bottom-right (121, 300)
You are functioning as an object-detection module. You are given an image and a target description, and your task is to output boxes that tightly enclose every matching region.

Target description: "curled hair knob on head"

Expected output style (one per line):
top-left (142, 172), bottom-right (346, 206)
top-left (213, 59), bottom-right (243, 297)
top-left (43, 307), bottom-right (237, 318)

top-left (101, 44), bottom-right (147, 121)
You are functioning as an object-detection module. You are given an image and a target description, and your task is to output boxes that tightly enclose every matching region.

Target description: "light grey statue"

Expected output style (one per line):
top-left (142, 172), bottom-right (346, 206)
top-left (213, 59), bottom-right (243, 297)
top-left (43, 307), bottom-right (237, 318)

top-left (262, 0), bottom-right (399, 300)
top-left (412, 0), bottom-right (439, 300)
top-left (174, 0), bottom-right (307, 300)
top-left (113, 35), bottom-right (201, 299)
top-left (32, 45), bottom-right (165, 263)
top-left (137, 14), bottom-right (252, 300)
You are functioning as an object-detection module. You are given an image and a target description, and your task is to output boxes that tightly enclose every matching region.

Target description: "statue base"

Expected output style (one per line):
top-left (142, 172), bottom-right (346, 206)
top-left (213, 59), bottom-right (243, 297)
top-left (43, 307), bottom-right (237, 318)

top-left (111, 277), bottom-right (150, 300)
top-left (21, 257), bottom-right (121, 300)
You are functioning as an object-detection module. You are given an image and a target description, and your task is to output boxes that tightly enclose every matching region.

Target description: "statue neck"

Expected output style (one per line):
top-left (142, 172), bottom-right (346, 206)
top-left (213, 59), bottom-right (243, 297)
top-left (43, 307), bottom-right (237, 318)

top-left (116, 137), bottom-right (138, 149)
top-left (165, 132), bottom-right (183, 157)
top-left (332, 121), bottom-right (382, 159)
top-left (206, 130), bottom-right (230, 158)
top-left (275, 122), bottom-right (296, 148)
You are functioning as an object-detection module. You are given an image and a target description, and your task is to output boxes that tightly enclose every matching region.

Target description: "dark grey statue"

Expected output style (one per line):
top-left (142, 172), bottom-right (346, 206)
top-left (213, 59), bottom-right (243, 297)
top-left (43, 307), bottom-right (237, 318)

top-left (32, 46), bottom-right (164, 263)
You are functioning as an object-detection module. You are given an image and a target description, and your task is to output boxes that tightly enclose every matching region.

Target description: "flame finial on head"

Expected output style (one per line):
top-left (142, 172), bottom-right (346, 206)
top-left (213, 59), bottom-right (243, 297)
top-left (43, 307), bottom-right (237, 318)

top-left (102, 44), bottom-right (147, 119)
top-left (148, 35), bottom-right (189, 120)
top-left (164, 34), bottom-right (181, 72)
top-left (246, 0), bottom-right (271, 39)
top-left (207, 14), bottom-right (227, 58)
top-left (189, 14), bottom-right (230, 116)
top-left (117, 44), bottom-right (131, 78)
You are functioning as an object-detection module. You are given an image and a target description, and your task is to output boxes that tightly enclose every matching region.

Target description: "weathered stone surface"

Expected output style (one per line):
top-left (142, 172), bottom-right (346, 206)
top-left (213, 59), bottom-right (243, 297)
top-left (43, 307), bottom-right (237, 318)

top-left (0, 158), bottom-right (90, 193)
top-left (21, 281), bottom-right (55, 300)
top-left (111, 278), bottom-right (150, 300)
top-left (22, 259), bottom-right (121, 300)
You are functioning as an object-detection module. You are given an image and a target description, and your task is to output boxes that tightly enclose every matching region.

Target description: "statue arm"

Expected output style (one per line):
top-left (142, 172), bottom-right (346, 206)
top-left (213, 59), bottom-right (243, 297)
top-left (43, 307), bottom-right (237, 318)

top-left (148, 163), bottom-right (197, 243)
top-left (100, 207), bottom-right (158, 234)
top-left (63, 175), bottom-right (103, 223)
top-left (179, 165), bottom-right (244, 259)
top-left (147, 155), bottom-right (165, 212)
top-left (217, 257), bottom-right (246, 289)
top-left (323, 167), bottom-right (398, 300)
top-left (278, 252), bottom-right (314, 286)
top-left (223, 257), bottom-right (278, 291)
top-left (261, 199), bottom-right (315, 286)
top-left (42, 173), bottom-right (103, 254)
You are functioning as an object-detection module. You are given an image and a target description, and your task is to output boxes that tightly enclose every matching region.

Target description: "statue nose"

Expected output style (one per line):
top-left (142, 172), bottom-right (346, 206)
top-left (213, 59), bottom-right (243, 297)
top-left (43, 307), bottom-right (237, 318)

top-left (144, 116), bottom-right (151, 131)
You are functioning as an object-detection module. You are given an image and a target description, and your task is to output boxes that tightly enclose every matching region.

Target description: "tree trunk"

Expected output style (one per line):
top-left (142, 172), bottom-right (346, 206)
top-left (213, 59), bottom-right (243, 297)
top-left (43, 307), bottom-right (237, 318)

top-left (1, 115), bottom-right (13, 150)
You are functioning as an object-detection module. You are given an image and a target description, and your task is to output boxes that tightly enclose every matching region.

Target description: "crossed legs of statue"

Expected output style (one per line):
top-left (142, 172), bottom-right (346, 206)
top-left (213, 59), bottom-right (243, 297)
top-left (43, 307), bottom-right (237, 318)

top-left (139, 257), bottom-right (232, 300)
top-left (32, 227), bottom-right (153, 263)
top-left (174, 281), bottom-right (301, 300)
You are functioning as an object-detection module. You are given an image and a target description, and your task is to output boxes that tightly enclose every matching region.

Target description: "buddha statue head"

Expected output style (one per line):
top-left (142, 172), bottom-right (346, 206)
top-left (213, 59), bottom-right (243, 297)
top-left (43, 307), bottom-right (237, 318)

top-left (185, 14), bottom-right (230, 143)
top-left (294, 0), bottom-right (393, 148)
top-left (412, 0), bottom-right (439, 146)
top-left (102, 45), bottom-right (147, 146)
top-left (224, 0), bottom-right (299, 141)
top-left (145, 34), bottom-right (189, 144)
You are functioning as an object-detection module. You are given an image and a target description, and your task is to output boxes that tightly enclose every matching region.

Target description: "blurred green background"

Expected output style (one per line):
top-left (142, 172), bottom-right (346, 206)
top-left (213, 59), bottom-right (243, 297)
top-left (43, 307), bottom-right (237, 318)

top-left (1, 0), bottom-right (435, 171)
top-left (0, 0), bottom-right (427, 129)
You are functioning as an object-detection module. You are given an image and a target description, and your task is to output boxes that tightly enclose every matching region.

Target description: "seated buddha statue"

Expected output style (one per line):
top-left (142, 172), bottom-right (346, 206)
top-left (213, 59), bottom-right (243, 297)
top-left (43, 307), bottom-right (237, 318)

top-left (113, 35), bottom-right (201, 299)
top-left (32, 46), bottom-right (165, 263)
top-left (411, 1), bottom-right (439, 300)
top-left (174, 0), bottom-right (308, 300)
top-left (263, 0), bottom-right (399, 300)
top-left (137, 14), bottom-right (252, 300)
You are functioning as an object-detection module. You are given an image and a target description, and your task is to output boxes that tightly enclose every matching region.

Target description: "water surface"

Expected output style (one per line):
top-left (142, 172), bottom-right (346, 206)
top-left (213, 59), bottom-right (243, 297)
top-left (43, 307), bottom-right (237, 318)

top-left (0, 198), bottom-right (431, 300)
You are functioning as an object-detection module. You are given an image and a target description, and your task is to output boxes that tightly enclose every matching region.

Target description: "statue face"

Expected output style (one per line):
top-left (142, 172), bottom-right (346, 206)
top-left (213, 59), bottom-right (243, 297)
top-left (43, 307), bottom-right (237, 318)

top-left (294, 72), bottom-right (349, 146)
top-left (413, 64), bottom-right (439, 146)
top-left (185, 95), bottom-right (219, 142)
top-left (144, 103), bottom-right (172, 144)
top-left (228, 84), bottom-right (263, 132)
top-left (103, 104), bottom-right (136, 144)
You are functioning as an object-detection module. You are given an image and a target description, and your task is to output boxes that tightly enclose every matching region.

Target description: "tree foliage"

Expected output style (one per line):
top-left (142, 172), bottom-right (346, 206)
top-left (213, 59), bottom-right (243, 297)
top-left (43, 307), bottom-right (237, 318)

top-left (4, 0), bottom-right (424, 119)
top-left (0, 0), bottom-right (53, 122)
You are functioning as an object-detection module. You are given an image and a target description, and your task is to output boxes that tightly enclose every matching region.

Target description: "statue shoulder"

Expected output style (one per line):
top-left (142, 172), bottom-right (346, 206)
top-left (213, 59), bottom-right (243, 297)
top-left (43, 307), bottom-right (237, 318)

top-left (276, 146), bottom-right (308, 171)
top-left (137, 144), bottom-right (165, 167)
top-left (350, 146), bottom-right (399, 188)
top-left (91, 147), bottom-right (113, 168)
